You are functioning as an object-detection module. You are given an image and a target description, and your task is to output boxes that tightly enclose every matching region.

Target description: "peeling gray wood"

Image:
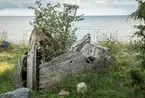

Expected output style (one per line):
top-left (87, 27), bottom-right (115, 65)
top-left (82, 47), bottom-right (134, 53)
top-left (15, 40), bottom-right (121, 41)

top-left (38, 50), bottom-right (111, 91)
top-left (71, 34), bottom-right (91, 52)
top-left (27, 29), bottom-right (37, 90)
top-left (13, 55), bottom-right (25, 88)
top-left (27, 28), bottom-right (54, 90)
top-left (15, 31), bottom-right (112, 91)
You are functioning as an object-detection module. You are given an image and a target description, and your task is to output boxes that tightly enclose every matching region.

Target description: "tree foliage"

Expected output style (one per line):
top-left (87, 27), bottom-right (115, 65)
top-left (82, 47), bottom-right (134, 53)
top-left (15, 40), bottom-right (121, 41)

top-left (28, 0), bottom-right (83, 51)
top-left (129, 0), bottom-right (145, 42)
top-left (129, 1), bottom-right (145, 22)
top-left (129, 0), bottom-right (145, 68)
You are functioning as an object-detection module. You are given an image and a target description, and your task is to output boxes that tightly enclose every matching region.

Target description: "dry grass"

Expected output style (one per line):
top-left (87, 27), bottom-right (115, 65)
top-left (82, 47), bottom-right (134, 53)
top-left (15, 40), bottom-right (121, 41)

top-left (0, 62), bottom-right (13, 72)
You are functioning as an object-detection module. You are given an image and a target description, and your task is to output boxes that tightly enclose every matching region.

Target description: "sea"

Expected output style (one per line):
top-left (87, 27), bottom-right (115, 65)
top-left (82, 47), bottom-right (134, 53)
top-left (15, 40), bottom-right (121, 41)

top-left (0, 15), bottom-right (142, 43)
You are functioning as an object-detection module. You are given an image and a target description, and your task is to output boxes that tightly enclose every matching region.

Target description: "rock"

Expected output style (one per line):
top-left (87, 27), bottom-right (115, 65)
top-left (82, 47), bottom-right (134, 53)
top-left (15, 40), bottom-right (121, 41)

top-left (58, 90), bottom-right (70, 96)
top-left (0, 41), bottom-right (10, 47)
top-left (0, 88), bottom-right (30, 98)
top-left (77, 82), bottom-right (87, 94)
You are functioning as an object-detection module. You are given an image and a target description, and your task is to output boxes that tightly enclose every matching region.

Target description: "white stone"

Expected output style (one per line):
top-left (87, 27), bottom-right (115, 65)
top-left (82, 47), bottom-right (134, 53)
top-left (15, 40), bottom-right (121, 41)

top-left (77, 82), bottom-right (87, 94)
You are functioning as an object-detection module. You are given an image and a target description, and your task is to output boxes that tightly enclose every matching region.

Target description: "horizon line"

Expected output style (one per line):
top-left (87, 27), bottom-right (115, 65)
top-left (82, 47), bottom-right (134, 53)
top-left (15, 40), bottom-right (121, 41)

top-left (0, 15), bottom-right (130, 17)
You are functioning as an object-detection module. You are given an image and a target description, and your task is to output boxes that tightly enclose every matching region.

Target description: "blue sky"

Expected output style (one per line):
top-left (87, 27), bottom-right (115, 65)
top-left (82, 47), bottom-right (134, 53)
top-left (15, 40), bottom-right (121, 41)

top-left (0, 0), bottom-right (140, 16)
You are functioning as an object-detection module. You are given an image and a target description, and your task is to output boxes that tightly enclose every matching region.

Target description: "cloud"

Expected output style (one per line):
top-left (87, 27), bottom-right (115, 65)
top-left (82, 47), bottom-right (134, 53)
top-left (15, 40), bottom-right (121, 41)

top-left (0, 0), bottom-right (139, 16)
top-left (0, 8), bottom-right (34, 16)
top-left (58, 0), bottom-right (138, 15)
top-left (0, 0), bottom-right (36, 10)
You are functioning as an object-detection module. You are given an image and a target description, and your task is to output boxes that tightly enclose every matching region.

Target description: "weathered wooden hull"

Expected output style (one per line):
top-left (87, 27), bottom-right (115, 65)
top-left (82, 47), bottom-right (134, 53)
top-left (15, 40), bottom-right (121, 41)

top-left (13, 54), bottom-right (27, 88)
top-left (14, 30), bottom-right (112, 91)
top-left (38, 41), bottom-right (111, 91)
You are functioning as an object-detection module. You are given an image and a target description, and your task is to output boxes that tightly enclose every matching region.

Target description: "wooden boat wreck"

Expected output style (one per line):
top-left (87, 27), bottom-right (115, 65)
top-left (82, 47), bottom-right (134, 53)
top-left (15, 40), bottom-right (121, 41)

top-left (14, 28), bottom-right (112, 91)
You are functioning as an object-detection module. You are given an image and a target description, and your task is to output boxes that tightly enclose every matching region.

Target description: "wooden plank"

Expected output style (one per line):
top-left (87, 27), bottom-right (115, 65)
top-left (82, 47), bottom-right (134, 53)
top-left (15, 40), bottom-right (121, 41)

top-left (27, 28), bottom-right (37, 90)
top-left (27, 45), bottom-right (34, 89)
top-left (33, 45), bottom-right (37, 89)
top-left (13, 56), bottom-right (25, 88)
top-left (27, 43), bottom-right (37, 90)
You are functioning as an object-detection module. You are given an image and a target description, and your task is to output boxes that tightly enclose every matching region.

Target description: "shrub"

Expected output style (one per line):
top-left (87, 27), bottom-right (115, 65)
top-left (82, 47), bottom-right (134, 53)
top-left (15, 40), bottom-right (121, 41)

top-left (28, 0), bottom-right (83, 51)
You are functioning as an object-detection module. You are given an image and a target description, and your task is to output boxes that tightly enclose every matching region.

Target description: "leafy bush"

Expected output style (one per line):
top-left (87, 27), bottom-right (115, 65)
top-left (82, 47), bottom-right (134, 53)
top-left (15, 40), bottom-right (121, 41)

top-left (29, 0), bottom-right (83, 51)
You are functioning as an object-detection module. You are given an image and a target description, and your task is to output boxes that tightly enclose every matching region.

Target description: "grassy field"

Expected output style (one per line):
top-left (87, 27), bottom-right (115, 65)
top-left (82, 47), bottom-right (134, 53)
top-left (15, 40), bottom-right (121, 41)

top-left (0, 41), bottom-right (145, 98)
top-left (0, 43), bottom-right (27, 93)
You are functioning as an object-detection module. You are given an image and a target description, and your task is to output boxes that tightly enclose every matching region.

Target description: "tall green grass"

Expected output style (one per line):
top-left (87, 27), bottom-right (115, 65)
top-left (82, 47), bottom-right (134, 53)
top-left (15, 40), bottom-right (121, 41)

top-left (0, 41), bottom-right (28, 93)
top-left (0, 68), bottom-right (15, 93)
top-left (0, 39), bottom-right (144, 98)
top-left (30, 41), bottom-right (145, 98)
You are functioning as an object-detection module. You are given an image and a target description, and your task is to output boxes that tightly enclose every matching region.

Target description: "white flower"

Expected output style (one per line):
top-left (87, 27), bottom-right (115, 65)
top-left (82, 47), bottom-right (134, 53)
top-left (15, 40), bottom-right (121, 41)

top-left (77, 82), bottom-right (87, 94)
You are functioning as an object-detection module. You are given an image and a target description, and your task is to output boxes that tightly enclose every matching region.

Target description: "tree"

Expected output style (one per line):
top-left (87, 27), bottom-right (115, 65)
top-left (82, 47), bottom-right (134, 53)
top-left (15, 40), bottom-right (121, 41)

top-left (129, 0), bottom-right (145, 68)
top-left (28, 0), bottom-right (83, 52)
top-left (130, 0), bottom-right (145, 23)
top-left (129, 0), bottom-right (145, 38)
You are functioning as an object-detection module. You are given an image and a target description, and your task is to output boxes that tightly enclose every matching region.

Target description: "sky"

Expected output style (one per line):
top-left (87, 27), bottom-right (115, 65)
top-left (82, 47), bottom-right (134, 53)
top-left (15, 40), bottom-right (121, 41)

top-left (0, 0), bottom-right (141, 16)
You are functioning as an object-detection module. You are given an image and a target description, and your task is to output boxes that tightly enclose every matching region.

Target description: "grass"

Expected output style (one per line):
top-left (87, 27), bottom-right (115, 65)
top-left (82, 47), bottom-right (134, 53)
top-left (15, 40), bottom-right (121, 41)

top-left (31, 71), bottom-right (136, 98)
top-left (0, 40), bottom-right (145, 98)
top-left (0, 42), bottom-right (28, 94)
top-left (60, 72), bottom-right (135, 98)
top-left (31, 41), bottom-right (145, 98)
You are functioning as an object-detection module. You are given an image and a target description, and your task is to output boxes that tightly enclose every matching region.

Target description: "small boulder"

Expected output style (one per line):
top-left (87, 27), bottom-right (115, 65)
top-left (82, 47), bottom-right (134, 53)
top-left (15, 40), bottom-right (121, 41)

top-left (58, 90), bottom-right (70, 96)
top-left (0, 88), bottom-right (31, 98)
top-left (77, 82), bottom-right (87, 94)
